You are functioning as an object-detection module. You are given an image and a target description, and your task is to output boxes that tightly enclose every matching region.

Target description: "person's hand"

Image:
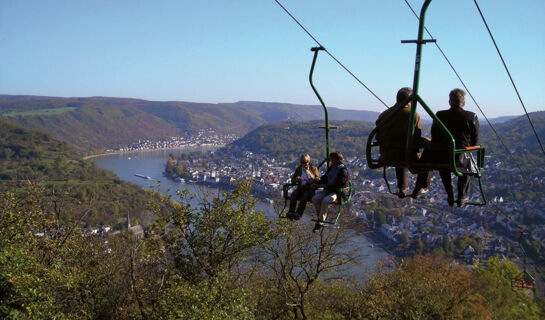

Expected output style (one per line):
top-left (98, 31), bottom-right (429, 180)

top-left (312, 183), bottom-right (324, 190)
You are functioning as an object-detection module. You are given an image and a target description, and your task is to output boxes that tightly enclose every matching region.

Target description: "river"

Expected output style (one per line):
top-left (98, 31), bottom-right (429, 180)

top-left (90, 148), bottom-right (389, 279)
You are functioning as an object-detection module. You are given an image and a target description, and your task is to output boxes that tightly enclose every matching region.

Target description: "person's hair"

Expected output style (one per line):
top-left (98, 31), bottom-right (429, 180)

top-left (300, 154), bottom-right (311, 163)
top-left (330, 151), bottom-right (344, 164)
top-left (449, 88), bottom-right (466, 108)
top-left (396, 87), bottom-right (413, 105)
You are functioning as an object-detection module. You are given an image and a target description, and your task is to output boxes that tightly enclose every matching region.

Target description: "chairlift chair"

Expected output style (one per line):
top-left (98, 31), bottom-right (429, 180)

top-left (279, 46), bottom-right (352, 224)
top-left (365, 0), bottom-right (486, 206)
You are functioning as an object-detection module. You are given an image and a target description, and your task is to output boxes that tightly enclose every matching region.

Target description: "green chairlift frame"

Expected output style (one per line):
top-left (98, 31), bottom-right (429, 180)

top-left (309, 46), bottom-right (334, 169)
top-left (366, 0), bottom-right (486, 206)
top-left (512, 231), bottom-right (536, 291)
top-left (279, 46), bottom-right (353, 224)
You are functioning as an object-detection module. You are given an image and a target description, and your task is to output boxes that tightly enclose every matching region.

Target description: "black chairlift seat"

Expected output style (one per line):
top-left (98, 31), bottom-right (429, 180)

top-left (279, 181), bottom-right (298, 219)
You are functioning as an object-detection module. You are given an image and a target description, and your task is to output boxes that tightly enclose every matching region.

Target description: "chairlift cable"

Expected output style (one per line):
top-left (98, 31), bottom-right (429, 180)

top-left (402, 0), bottom-right (529, 178)
top-left (273, 0), bottom-right (389, 108)
top-left (473, 0), bottom-right (545, 157)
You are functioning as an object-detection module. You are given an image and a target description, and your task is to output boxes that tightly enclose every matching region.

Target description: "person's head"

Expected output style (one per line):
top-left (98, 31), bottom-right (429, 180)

top-left (300, 154), bottom-right (311, 167)
top-left (396, 87), bottom-right (413, 107)
top-left (329, 151), bottom-right (344, 166)
top-left (449, 88), bottom-right (466, 109)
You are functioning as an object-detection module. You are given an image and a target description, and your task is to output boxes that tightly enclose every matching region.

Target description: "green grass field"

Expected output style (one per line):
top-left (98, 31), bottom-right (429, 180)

top-left (3, 107), bottom-right (77, 117)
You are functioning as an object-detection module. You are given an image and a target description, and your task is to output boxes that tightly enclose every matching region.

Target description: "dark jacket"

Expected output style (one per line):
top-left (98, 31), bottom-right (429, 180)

top-left (376, 104), bottom-right (424, 163)
top-left (429, 107), bottom-right (479, 172)
top-left (319, 164), bottom-right (350, 201)
top-left (432, 108), bottom-right (479, 147)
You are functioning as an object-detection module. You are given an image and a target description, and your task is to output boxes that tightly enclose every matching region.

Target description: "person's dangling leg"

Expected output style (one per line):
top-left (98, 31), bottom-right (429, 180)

top-left (319, 193), bottom-right (337, 222)
top-left (457, 175), bottom-right (471, 207)
top-left (439, 170), bottom-right (455, 207)
top-left (294, 188), bottom-right (312, 219)
top-left (395, 167), bottom-right (409, 198)
top-left (288, 187), bottom-right (301, 214)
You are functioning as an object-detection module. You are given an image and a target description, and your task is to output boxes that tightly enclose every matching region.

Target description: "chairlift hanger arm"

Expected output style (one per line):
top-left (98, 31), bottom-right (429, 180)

top-left (309, 46), bottom-right (331, 168)
top-left (406, 0), bottom-right (432, 164)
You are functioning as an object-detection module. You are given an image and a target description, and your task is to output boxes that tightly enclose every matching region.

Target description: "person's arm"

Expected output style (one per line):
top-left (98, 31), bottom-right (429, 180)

top-left (318, 169), bottom-right (328, 185)
top-left (472, 114), bottom-right (479, 145)
top-left (415, 113), bottom-right (422, 138)
top-left (326, 167), bottom-right (349, 193)
top-left (291, 166), bottom-right (301, 184)
top-left (337, 167), bottom-right (349, 188)
top-left (310, 166), bottom-right (320, 182)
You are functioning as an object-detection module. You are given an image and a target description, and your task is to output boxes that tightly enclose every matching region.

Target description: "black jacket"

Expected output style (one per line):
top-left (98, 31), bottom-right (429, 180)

top-left (429, 107), bottom-right (480, 172)
top-left (319, 164), bottom-right (350, 201)
top-left (432, 107), bottom-right (479, 148)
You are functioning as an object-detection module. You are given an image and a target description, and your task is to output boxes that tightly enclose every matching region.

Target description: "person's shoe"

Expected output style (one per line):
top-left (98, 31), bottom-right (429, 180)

top-left (286, 212), bottom-right (297, 220)
top-left (312, 221), bottom-right (322, 233)
top-left (398, 187), bottom-right (410, 199)
top-left (412, 188), bottom-right (429, 199)
top-left (457, 197), bottom-right (469, 207)
top-left (447, 193), bottom-right (455, 207)
top-left (293, 212), bottom-right (303, 220)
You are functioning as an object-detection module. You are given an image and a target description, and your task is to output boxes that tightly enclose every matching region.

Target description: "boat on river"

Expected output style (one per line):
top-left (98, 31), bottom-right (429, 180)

top-left (134, 174), bottom-right (152, 180)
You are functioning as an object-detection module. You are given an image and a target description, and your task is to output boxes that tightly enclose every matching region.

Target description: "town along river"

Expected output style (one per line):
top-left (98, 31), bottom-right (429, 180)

top-left (90, 148), bottom-right (389, 280)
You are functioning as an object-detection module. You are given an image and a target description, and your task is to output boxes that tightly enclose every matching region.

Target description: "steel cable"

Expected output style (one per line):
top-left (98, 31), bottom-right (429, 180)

top-left (273, 0), bottom-right (389, 108)
top-left (473, 0), bottom-right (545, 157)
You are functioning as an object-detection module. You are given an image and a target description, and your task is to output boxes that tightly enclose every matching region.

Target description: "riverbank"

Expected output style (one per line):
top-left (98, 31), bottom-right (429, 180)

top-left (83, 144), bottom-right (222, 160)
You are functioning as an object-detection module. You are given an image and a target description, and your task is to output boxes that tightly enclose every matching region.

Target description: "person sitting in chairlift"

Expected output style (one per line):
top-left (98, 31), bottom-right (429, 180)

top-left (286, 154), bottom-right (320, 220)
top-left (429, 88), bottom-right (480, 207)
top-left (376, 87), bottom-right (431, 199)
top-left (311, 151), bottom-right (350, 232)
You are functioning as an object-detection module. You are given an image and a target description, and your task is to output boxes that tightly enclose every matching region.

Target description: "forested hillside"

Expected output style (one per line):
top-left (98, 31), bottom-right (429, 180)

top-left (479, 111), bottom-right (545, 169)
top-left (0, 96), bottom-right (264, 153)
top-left (228, 112), bottom-right (545, 168)
top-left (227, 101), bottom-right (380, 122)
top-left (1, 110), bottom-right (544, 318)
top-left (0, 120), bottom-right (150, 227)
top-left (2, 181), bottom-right (543, 319)
top-left (228, 120), bottom-right (376, 162)
top-left (0, 95), bottom-right (379, 154)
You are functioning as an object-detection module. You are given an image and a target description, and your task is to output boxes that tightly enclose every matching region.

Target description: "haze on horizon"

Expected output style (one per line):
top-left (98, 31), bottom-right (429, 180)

top-left (0, 0), bottom-right (543, 118)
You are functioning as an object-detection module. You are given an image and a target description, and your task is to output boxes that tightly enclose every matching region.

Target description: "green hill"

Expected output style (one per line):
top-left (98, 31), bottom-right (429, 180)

top-left (0, 95), bottom-right (265, 153)
top-left (0, 119), bottom-right (150, 227)
top-left (0, 95), bottom-right (381, 154)
top-left (479, 111), bottom-right (545, 169)
top-left (227, 112), bottom-right (545, 170)
top-left (227, 120), bottom-right (376, 162)
top-left (227, 101), bottom-right (380, 122)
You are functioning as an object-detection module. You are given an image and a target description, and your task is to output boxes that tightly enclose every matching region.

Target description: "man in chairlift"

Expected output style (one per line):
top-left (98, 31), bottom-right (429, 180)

top-left (376, 87), bottom-right (431, 199)
top-left (311, 151), bottom-right (350, 232)
top-left (431, 88), bottom-right (480, 207)
top-left (286, 154), bottom-right (320, 220)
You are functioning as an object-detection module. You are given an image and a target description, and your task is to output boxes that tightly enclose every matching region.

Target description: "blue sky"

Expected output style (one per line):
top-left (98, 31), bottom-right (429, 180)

top-left (1, 0), bottom-right (543, 118)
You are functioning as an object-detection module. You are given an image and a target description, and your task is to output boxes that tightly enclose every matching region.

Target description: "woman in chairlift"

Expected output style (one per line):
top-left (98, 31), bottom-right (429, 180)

top-left (286, 154), bottom-right (320, 220)
top-left (312, 151), bottom-right (350, 232)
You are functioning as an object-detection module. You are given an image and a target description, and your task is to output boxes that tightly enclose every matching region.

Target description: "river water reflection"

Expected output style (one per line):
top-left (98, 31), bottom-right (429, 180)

top-left (90, 148), bottom-right (389, 280)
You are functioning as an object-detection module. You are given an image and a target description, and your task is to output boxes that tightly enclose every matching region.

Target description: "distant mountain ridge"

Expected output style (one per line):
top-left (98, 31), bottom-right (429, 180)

top-left (225, 101), bottom-right (381, 123)
top-left (0, 95), bottom-right (379, 153)
top-left (0, 95), bottom-right (537, 154)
